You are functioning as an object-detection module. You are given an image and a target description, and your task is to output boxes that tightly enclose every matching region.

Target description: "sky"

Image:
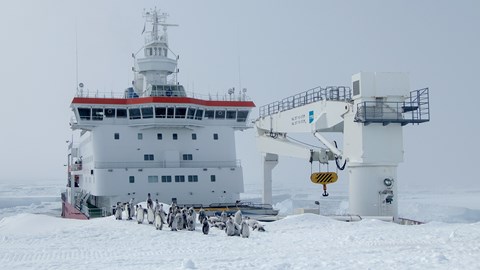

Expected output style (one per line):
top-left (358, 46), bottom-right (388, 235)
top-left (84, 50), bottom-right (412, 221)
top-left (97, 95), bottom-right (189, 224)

top-left (0, 0), bottom-right (479, 194)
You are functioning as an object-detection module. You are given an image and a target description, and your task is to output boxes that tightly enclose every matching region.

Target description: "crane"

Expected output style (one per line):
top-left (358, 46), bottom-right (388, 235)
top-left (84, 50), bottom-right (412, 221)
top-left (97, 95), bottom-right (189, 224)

top-left (255, 72), bottom-right (430, 220)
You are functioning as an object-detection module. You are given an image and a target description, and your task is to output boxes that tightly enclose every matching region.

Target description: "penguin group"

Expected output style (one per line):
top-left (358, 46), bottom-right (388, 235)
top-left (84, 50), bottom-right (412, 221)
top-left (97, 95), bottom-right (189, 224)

top-left (114, 193), bottom-right (266, 237)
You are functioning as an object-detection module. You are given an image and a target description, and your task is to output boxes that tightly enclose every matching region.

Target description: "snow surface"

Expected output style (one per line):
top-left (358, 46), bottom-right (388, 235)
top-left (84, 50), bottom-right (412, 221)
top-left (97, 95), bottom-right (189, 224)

top-left (1, 182), bottom-right (480, 269)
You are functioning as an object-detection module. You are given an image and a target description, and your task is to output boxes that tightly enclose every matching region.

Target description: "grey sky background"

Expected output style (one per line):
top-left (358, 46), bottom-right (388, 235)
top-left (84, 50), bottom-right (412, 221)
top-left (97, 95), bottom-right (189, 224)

top-left (0, 1), bottom-right (478, 193)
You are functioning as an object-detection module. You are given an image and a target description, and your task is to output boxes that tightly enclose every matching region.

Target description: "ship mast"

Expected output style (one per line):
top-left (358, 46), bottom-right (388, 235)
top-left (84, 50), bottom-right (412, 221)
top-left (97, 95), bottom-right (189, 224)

top-left (133, 8), bottom-right (182, 97)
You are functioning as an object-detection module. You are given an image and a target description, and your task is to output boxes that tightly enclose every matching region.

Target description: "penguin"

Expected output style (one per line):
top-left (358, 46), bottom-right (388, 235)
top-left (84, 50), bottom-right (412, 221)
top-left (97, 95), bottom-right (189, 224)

top-left (198, 208), bottom-right (206, 223)
top-left (129, 198), bottom-right (135, 219)
top-left (115, 202), bottom-right (123, 220)
top-left (136, 205), bottom-right (144, 224)
top-left (181, 209), bottom-right (187, 229)
top-left (202, 218), bottom-right (210, 235)
top-left (240, 219), bottom-right (250, 238)
top-left (167, 209), bottom-right (173, 228)
top-left (124, 202), bottom-right (131, 220)
top-left (147, 205), bottom-right (155, 224)
top-left (154, 209), bottom-right (162, 230)
top-left (189, 207), bottom-right (197, 224)
top-left (187, 214), bottom-right (195, 231)
top-left (234, 210), bottom-right (242, 226)
top-left (159, 204), bottom-right (166, 225)
top-left (171, 212), bottom-right (180, 231)
top-left (220, 211), bottom-right (228, 222)
top-left (245, 217), bottom-right (265, 232)
top-left (146, 193), bottom-right (153, 209)
top-left (225, 217), bottom-right (236, 236)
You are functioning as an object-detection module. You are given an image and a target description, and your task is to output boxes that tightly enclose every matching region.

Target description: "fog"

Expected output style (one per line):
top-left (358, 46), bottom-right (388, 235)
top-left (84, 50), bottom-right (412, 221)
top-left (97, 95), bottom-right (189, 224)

top-left (0, 0), bottom-right (478, 193)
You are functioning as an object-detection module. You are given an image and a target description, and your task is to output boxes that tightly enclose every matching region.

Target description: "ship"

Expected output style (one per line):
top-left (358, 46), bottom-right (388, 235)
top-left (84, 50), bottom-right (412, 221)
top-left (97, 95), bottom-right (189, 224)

top-left (61, 8), bottom-right (277, 219)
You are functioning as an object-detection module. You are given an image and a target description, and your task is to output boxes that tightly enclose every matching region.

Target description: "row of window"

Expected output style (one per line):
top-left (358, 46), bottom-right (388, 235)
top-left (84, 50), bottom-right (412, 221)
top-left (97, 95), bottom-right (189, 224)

top-left (77, 107), bottom-right (249, 122)
top-left (129, 175), bottom-right (215, 183)
top-left (141, 154), bottom-right (194, 161)
top-left (114, 133), bottom-right (218, 141)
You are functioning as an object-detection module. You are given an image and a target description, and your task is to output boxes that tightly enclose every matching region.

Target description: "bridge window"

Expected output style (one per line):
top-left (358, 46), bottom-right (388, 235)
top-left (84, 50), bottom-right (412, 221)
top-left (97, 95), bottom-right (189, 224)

top-left (191, 133), bottom-right (197, 140)
top-left (175, 107), bottom-right (187, 118)
top-left (195, 109), bottom-right (204, 120)
top-left (213, 133), bottom-right (219, 140)
top-left (142, 107), bottom-right (153, 119)
top-left (173, 133), bottom-right (178, 140)
top-left (237, 111), bottom-right (249, 122)
top-left (92, 108), bottom-right (103, 121)
top-left (187, 108), bottom-right (196, 119)
top-left (129, 108), bottom-right (141, 119)
top-left (78, 108), bottom-right (91, 120)
top-left (117, 108), bottom-right (127, 118)
top-left (210, 175), bottom-right (216, 182)
top-left (155, 107), bottom-right (166, 118)
top-left (138, 133), bottom-right (143, 140)
top-left (105, 108), bottom-right (115, 118)
top-left (114, 133), bottom-right (120, 140)
top-left (129, 176), bottom-right (135, 183)
top-left (215, 110), bottom-right (226, 119)
top-left (226, 110), bottom-right (237, 119)
top-left (157, 133), bottom-right (163, 140)
top-left (204, 110), bottom-right (214, 119)
top-left (167, 108), bottom-right (174, 118)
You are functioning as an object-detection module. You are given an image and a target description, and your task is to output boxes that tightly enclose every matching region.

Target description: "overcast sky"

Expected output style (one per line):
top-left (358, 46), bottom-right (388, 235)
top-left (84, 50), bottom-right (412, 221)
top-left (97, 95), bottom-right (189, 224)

top-left (0, 1), bottom-right (479, 193)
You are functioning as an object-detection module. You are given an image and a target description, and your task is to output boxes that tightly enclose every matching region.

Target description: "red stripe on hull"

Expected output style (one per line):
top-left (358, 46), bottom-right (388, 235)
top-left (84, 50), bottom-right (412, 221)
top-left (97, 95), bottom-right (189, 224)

top-left (61, 200), bottom-right (89, 220)
top-left (72, 97), bottom-right (256, 108)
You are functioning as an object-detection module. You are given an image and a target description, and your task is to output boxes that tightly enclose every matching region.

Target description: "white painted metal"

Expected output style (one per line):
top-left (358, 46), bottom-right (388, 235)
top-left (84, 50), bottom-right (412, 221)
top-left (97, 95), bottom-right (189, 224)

top-left (66, 9), bottom-right (254, 214)
top-left (255, 72), bottom-right (413, 220)
top-left (262, 153), bottom-right (278, 205)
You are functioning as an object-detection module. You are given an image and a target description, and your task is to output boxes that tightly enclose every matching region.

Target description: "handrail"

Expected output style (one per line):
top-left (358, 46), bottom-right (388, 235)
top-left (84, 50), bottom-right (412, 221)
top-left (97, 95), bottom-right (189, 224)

top-left (75, 89), bottom-right (251, 102)
top-left (259, 86), bottom-right (351, 117)
top-left (354, 88), bottom-right (430, 125)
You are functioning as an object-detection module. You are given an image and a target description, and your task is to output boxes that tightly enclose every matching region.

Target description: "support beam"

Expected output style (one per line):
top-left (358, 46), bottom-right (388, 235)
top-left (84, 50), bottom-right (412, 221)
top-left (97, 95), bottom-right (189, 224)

top-left (262, 153), bottom-right (278, 205)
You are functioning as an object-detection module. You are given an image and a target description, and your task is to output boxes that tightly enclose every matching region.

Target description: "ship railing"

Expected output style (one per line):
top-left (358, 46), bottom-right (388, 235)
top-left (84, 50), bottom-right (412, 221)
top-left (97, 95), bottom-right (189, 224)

top-left (259, 86), bottom-right (352, 118)
top-left (94, 160), bottom-right (241, 169)
top-left (75, 89), bottom-right (251, 102)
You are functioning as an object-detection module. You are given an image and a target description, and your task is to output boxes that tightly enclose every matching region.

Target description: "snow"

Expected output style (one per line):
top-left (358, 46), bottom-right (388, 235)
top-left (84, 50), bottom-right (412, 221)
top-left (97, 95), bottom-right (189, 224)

top-left (1, 182), bottom-right (480, 269)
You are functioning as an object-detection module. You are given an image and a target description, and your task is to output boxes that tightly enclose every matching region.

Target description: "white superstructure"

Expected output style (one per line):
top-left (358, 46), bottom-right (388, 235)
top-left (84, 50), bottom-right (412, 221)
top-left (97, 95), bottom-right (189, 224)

top-left (63, 9), bottom-right (254, 218)
top-left (255, 72), bottom-right (430, 220)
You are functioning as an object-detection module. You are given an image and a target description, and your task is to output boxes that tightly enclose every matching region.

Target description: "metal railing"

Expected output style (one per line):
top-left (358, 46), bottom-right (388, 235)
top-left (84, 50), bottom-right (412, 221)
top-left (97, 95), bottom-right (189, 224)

top-left (259, 86), bottom-right (352, 117)
top-left (94, 160), bottom-right (241, 169)
top-left (75, 89), bottom-right (251, 102)
top-left (355, 88), bottom-right (430, 125)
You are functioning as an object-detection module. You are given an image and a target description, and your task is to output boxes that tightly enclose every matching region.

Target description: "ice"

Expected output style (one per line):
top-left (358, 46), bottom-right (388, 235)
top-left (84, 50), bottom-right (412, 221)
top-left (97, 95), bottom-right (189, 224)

top-left (1, 183), bottom-right (480, 269)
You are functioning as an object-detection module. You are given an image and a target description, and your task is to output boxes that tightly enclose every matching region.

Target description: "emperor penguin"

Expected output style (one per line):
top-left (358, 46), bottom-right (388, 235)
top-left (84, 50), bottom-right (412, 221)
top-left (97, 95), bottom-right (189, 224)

top-left (189, 207), bottom-right (197, 224)
top-left (202, 218), bottom-right (209, 235)
top-left (171, 212), bottom-right (180, 231)
top-left (240, 219), bottom-right (250, 238)
top-left (187, 214), bottom-right (195, 231)
top-left (198, 208), bottom-right (206, 223)
top-left (115, 203), bottom-right (123, 220)
top-left (136, 205), bottom-right (144, 224)
top-left (220, 211), bottom-right (228, 222)
top-left (124, 202), bottom-right (131, 220)
top-left (147, 205), bottom-right (155, 224)
top-left (225, 217), bottom-right (236, 236)
top-left (154, 209), bottom-right (163, 230)
top-left (234, 210), bottom-right (242, 226)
